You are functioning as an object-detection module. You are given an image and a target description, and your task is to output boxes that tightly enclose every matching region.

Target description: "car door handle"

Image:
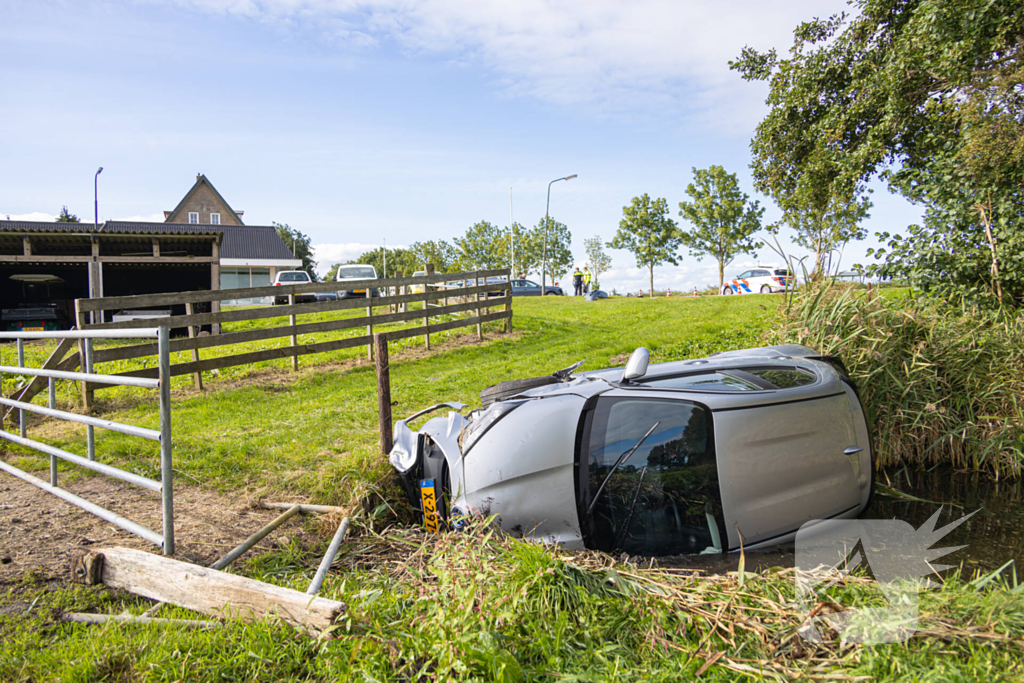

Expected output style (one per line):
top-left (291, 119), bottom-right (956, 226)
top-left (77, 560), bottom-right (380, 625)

top-left (844, 446), bottom-right (864, 455)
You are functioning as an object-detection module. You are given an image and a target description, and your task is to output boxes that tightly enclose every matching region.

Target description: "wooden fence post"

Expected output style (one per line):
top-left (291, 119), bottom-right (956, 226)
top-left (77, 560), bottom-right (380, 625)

top-left (423, 263), bottom-right (434, 350)
top-left (374, 333), bottom-right (393, 455)
top-left (289, 293), bottom-right (298, 371)
top-left (185, 303), bottom-right (203, 390)
top-left (366, 289), bottom-right (374, 361)
top-left (506, 271), bottom-right (513, 333)
top-left (393, 271), bottom-right (402, 314)
top-left (475, 271), bottom-right (484, 340)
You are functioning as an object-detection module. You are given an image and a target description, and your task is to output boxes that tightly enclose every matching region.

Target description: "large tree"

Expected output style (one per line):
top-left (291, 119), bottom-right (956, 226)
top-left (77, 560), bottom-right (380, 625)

top-left (331, 247), bottom-right (418, 279)
top-left (610, 194), bottom-right (681, 296)
top-left (535, 217), bottom-right (574, 284)
top-left (274, 222), bottom-right (318, 281)
top-left (584, 236), bottom-right (613, 289)
top-left (409, 240), bottom-right (459, 273)
top-left (454, 221), bottom-right (509, 271)
top-left (771, 190), bottom-right (872, 278)
top-left (678, 166), bottom-right (764, 288)
top-left (731, 0), bottom-right (1024, 303)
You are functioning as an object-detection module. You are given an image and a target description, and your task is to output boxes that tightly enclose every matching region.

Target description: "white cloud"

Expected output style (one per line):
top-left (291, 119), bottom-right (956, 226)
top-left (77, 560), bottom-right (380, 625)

top-left (162, 0), bottom-right (846, 120)
top-left (2, 211), bottom-right (58, 222)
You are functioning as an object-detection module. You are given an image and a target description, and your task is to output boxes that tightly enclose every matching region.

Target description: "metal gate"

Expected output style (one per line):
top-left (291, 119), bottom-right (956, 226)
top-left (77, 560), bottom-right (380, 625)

top-left (0, 328), bottom-right (175, 554)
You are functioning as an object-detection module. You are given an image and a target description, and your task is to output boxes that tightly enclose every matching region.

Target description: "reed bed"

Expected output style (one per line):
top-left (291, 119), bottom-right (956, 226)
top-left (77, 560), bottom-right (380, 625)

top-left (770, 283), bottom-right (1024, 477)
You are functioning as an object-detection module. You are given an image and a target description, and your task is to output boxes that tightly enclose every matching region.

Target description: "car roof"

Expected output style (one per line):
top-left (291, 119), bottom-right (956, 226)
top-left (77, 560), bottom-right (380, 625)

top-left (519, 345), bottom-right (844, 411)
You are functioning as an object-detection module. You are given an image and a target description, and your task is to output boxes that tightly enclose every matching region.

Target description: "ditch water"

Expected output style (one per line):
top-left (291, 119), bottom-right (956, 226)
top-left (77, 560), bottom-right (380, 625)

top-left (662, 468), bottom-right (1024, 579)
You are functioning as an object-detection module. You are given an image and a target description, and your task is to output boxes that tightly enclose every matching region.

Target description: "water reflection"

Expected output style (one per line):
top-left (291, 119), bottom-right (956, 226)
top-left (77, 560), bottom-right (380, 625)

top-left (656, 468), bottom-right (1024, 577)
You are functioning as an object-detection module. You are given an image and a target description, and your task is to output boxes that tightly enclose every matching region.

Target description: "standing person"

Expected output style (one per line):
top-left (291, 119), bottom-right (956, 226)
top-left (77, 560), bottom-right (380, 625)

top-left (582, 267), bottom-right (592, 294)
top-left (572, 266), bottom-right (584, 296)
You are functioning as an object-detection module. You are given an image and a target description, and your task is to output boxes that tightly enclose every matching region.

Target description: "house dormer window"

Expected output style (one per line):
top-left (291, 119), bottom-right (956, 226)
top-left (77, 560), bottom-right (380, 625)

top-left (188, 212), bottom-right (199, 224)
top-left (210, 213), bottom-right (221, 225)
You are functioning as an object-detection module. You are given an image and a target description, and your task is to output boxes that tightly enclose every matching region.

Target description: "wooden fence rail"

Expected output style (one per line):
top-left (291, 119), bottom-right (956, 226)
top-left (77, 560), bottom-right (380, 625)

top-left (70, 268), bottom-right (512, 408)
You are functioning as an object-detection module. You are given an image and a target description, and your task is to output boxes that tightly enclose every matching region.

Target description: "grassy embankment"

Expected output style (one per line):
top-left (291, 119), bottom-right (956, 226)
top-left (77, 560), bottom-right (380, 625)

top-left (3, 294), bottom-right (1024, 681)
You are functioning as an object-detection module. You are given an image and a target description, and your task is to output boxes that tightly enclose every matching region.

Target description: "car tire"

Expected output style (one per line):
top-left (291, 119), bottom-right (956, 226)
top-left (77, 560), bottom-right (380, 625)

top-left (480, 375), bottom-right (560, 408)
top-left (544, 291), bottom-right (557, 295)
top-left (760, 285), bottom-right (772, 294)
top-left (722, 287), bottom-right (733, 295)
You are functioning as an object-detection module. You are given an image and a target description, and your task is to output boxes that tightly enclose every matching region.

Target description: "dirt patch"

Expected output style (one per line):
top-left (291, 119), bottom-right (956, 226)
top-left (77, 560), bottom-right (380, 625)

top-left (0, 473), bottom-right (315, 585)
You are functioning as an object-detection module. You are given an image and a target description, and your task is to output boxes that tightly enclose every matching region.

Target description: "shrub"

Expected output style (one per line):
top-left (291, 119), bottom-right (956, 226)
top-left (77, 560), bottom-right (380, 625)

top-left (770, 283), bottom-right (1024, 477)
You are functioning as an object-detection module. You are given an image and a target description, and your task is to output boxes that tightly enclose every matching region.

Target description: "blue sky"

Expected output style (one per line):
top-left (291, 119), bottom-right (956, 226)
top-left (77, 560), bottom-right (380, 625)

top-left (1, 0), bottom-right (922, 291)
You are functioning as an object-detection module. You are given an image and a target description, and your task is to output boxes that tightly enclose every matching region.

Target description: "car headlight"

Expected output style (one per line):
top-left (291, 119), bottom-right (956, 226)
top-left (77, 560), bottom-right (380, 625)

top-left (460, 399), bottom-right (527, 454)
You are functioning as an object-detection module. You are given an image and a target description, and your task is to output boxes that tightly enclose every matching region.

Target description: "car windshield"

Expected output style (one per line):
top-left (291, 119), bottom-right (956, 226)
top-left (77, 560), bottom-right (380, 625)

top-left (338, 266), bottom-right (375, 279)
top-left (579, 398), bottom-right (724, 556)
top-left (278, 272), bottom-right (309, 282)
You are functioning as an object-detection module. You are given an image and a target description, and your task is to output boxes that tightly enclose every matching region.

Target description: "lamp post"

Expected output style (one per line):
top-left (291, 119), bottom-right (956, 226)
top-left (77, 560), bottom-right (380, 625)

top-left (541, 174), bottom-right (576, 292)
top-left (94, 167), bottom-right (103, 226)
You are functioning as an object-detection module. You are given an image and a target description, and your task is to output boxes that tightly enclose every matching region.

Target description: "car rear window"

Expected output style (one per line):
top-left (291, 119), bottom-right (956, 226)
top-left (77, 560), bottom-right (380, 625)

top-left (578, 397), bottom-right (724, 556)
top-left (774, 269), bottom-right (792, 277)
top-left (338, 266), bottom-right (376, 279)
top-left (278, 272), bottom-right (309, 282)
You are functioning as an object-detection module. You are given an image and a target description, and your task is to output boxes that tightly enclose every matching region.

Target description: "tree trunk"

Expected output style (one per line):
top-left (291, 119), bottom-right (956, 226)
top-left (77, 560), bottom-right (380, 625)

top-left (976, 201), bottom-right (1003, 301)
top-left (649, 265), bottom-right (654, 298)
top-left (718, 260), bottom-right (724, 289)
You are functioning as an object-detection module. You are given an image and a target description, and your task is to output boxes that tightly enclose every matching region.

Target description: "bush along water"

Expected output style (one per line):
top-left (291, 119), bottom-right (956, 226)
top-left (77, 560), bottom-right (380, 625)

top-left (770, 283), bottom-right (1024, 478)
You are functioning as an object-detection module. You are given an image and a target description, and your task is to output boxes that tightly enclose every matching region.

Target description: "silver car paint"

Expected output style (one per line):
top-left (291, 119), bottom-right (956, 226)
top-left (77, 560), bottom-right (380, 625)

top-left (461, 394), bottom-right (587, 549)
top-left (392, 345), bottom-right (872, 554)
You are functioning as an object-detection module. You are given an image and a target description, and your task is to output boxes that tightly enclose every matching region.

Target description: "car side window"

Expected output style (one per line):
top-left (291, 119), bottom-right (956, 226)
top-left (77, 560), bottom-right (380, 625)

top-left (578, 397), bottom-right (724, 556)
top-left (525, 280), bottom-right (540, 288)
top-left (753, 270), bottom-right (770, 277)
top-left (743, 367), bottom-right (815, 388)
top-left (737, 270), bottom-right (752, 279)
top-left (639, 372), bottom-right (760, 392)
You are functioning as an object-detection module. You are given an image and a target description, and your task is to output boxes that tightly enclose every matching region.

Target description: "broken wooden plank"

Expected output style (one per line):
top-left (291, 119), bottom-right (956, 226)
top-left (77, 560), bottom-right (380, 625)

top-left (71, 547), bottom-right (345, 635)
top-left (3, 336), bottom-right (78, 419)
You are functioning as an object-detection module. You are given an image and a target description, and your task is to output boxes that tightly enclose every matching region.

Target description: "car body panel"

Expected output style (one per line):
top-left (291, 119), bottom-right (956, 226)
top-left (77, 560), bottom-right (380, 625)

top-left (511, 278), bottom-right (564, 296)
top-left (462, 395), bottom-right (586, 548)
top-left (272, 271), bottom-right (316, 304)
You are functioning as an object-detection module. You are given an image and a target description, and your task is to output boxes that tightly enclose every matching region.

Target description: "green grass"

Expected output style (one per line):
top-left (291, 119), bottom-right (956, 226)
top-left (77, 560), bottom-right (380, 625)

top-left (6, 294), bottom-right (1024, 681)
top-left (1, 295), bottom-right (770, 497)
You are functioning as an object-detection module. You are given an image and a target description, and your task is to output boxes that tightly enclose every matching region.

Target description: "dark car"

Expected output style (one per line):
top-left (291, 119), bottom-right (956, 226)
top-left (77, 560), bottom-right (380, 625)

top-left (511, 278), bottom-right (564, 296)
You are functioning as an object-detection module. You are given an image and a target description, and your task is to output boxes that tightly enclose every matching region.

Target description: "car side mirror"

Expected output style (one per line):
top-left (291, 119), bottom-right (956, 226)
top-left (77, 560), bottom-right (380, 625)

top-left (622, 347), bottom-right (649, 382)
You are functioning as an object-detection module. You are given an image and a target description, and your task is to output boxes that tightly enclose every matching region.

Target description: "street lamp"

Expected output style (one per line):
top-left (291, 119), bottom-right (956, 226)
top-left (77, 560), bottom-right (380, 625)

top-left (541, 174), bottom-right (576, 291)
top-left (94, 167), bottom-right (103, 227)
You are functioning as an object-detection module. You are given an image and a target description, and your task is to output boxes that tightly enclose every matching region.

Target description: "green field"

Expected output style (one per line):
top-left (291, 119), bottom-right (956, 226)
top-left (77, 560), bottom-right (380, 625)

top-left (3, 294), bottom-right (1024, 682)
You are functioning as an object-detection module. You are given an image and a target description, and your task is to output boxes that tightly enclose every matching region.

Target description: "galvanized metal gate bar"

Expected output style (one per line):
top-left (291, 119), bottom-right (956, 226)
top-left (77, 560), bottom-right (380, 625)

top-left (0, 327), bottom-right (175, 555)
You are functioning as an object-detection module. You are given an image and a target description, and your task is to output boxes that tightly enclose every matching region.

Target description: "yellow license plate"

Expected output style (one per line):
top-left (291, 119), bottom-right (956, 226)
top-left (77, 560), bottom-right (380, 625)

top-left (355, 289), bottom-right (366, 294)
top-left (23, 327), bottom-right (44, 331)
top-left (420, 479), bottom-right (440, 532)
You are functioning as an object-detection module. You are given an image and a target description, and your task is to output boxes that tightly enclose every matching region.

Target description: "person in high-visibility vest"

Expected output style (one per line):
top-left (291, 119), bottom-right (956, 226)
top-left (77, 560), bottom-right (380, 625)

top-left (572, 267), bottom-right (584, 296)
top-left (582, 267), bottom-right (592, 294)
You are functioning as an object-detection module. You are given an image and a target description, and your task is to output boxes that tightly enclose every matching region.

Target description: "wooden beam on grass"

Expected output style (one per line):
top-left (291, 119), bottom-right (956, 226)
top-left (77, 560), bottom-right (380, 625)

top-left (70, 547), bottom-right (346, 635)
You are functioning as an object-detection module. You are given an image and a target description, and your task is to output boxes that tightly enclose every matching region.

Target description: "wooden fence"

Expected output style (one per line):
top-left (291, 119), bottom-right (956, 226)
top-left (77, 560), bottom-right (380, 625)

top-left (60, 268), bottom-right (511, 408)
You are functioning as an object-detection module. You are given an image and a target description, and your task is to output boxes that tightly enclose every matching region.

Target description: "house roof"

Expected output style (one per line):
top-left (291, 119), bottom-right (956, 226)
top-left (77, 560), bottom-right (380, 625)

top-left (164, 174), bottom-right (245, 225)
top-left (221, 226), bottom-right (296, 260)
top-left (1, 220), bottom-right (298, 262)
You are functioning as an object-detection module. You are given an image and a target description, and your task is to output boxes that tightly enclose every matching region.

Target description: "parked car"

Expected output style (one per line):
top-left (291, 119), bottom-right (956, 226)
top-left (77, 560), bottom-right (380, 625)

top-left (410, 270), bottom-right (426, 294)
top-left (273, 270), bottom-right (317, 305)
top-left (389, 344), bottom-right (872, 557)
top-left (510, 278), bottom-right (565, 296)
top-left (336, 264), bottom-right (381, 299)
top-left (722, 266), bottom-right (793, 295)
top-left (584, 289), bottom-right (608, 301)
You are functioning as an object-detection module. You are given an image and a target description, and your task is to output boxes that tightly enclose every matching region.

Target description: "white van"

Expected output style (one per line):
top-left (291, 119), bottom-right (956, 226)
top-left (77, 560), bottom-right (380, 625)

top-left (335, 264), bottom-right (380, 299)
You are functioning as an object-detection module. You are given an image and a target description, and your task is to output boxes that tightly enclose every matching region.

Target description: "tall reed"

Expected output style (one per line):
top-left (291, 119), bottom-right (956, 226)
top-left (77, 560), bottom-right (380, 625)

top-left (770, 283), bottom-right (1024, 477)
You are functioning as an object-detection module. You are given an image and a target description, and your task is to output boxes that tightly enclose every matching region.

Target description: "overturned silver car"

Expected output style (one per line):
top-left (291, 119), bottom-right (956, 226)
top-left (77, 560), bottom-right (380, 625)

top-left (389, 345), bottom-right (873, 556)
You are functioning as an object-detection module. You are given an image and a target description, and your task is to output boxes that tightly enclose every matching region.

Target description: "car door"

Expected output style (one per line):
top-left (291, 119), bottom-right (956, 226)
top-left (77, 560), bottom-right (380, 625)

top-left (713, 390), bottom-right (862, 549)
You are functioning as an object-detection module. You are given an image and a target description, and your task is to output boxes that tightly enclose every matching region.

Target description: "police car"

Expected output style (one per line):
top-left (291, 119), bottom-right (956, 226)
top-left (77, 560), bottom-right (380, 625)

top-left (722, 265), bottom-right (793, 295)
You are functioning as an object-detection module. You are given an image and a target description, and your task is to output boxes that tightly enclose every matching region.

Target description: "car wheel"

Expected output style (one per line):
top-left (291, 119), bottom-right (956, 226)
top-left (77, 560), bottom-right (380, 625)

top-left (480, 375), bottom-right (560, 408)
top-left (544, 291), bottom-right (557, 296)
top-left (760, 285), bottom-right (772, 294)
top-left (722, 287), bottom-right (733, 295)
